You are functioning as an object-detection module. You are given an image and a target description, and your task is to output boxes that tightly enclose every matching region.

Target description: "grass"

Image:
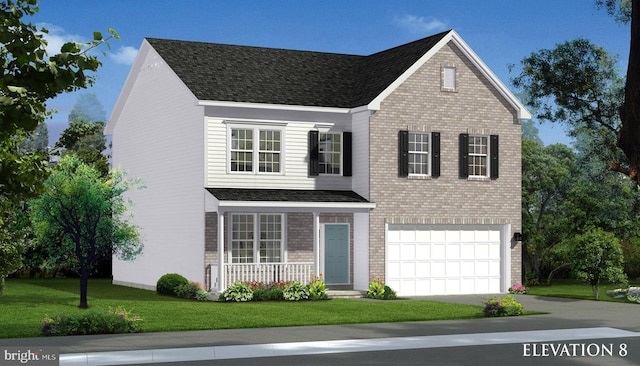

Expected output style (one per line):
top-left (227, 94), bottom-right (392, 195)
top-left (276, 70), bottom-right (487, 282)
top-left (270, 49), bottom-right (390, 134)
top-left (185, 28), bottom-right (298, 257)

top-left (527, 278), bottom-right (637, 303)
top-left (0, 278), bottom-right (489, 339)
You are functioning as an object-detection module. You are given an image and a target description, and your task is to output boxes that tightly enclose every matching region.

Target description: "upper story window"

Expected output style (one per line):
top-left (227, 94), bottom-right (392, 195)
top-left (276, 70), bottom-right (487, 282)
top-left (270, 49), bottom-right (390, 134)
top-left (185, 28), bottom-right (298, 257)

top-left (319, 132), bottom-right (341, 175)
top-left (442, 65), bottom-right (457, 92)
top-left (308, 131), bottom-right (352, 177)
top-left (398, 130), bottom-right (440, 178)
top-left (459, 134), bottom-right (499, 180)
top-left (230, 127), bottom-right (282, 174)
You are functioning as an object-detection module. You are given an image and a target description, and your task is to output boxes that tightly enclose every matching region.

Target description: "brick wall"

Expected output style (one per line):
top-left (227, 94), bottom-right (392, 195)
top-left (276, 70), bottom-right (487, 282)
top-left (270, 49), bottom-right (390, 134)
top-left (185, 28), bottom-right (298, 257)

top-left (369, 42), bottom-right (522, 285)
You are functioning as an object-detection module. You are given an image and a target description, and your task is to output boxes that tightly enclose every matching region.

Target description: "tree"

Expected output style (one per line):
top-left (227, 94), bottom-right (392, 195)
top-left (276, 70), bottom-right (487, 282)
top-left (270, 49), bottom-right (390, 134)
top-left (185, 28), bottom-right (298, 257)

top-left (55, 120), bottom-right (109, 176)
top-left (522, 138), bottom-right (576, 281)
top-left (1, 0), bottom-right (118, 284)
top-left (569, 228), bottom-right (627, 300)
top-left (30, 155), bottom-right (143, 308)
top-left (1, 0), bottom-right (118, 201)
top-left (68, 93), bottom-right (107, 123)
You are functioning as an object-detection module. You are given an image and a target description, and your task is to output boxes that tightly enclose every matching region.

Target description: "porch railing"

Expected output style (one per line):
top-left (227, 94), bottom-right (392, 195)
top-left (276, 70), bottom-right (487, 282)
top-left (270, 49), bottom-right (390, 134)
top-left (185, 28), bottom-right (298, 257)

top-left (207, 262), bottom-right (313, 290)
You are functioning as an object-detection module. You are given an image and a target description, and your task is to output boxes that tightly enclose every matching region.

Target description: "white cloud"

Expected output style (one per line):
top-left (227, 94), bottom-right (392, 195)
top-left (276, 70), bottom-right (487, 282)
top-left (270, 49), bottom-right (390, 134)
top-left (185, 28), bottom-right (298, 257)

top-left (394, 14), bottom-right (448, 34)
top-left (36, 22), bottom-right (86, 55)
top-left (109, 46), bottom-right (138, 65)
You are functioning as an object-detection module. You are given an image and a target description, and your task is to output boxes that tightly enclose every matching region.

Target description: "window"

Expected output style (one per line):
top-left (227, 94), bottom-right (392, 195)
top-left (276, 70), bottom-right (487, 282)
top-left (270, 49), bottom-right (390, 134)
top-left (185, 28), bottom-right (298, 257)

top-left (308, 131), bottom-right (352, 177)
top-left (468, 135), bottom-right (488, 177)
top-left (319, 132), bottom-right (341, 175)
top-left (231, 214), bottom-right (283, 263)
top-left (442, 65), bottom-right (456, 91)
top-left (398, 131), bottom-right (440, 178)
top-left (408, 132), bottom-right (430, 176)
top-left (459, 134), bottom-right (499, 179)
top-left (259, 130), bottom-right (281, 173)
top-left (230, 127), bottom-right (281, 173)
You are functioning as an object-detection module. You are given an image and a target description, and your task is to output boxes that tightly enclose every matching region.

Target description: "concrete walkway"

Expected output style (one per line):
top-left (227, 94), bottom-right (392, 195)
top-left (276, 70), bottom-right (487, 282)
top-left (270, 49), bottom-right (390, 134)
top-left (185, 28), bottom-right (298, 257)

top-left (2, 294), bottom-right (639, 365)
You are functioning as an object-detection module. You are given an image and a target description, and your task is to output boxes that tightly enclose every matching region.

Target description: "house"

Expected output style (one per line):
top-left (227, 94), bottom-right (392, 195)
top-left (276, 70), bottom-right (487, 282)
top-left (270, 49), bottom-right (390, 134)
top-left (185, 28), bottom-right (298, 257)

top-left (106, 29), bottom-right (530, 296)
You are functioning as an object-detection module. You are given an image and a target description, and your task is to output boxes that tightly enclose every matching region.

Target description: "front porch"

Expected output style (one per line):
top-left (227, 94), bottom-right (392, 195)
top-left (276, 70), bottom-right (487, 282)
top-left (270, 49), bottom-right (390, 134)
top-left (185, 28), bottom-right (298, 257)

top-left (204, 188), bottom-right (375, 293)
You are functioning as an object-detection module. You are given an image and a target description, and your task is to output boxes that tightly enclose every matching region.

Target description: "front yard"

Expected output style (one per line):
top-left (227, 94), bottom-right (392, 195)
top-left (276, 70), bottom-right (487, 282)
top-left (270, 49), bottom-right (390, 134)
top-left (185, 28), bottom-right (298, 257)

top-left (526, 279), bottom-right (640, 302)
top-left (0, 278), bottom-right (487, 339)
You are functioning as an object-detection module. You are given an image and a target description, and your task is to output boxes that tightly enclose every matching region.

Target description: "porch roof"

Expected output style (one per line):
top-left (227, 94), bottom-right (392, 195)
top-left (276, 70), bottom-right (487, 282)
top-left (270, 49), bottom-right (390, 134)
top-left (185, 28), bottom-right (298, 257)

top-left (205, 188), bottom-right (375, 212)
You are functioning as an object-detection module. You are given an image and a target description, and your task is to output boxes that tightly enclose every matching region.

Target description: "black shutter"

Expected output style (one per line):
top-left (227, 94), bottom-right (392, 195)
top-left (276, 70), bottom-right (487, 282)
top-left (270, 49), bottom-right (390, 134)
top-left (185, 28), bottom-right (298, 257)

top-left (398, 130), bottom-right (409, 177)
top-left (308, 130), bottom-right (319, 176)
top-left (343, 132), bottom-right (352, 177)
top-left (459, 133), bottom-right (469, 178)
top-left (490, 135), bottom-right (499, 179)
top-left (431, 132), bottom-right (440, 177)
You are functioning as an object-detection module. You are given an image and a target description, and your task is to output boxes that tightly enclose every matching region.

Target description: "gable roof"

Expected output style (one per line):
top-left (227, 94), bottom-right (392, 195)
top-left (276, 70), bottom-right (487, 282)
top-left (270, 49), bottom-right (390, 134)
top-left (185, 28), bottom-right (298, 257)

top-left (145, 31), bottom-right (449, 109)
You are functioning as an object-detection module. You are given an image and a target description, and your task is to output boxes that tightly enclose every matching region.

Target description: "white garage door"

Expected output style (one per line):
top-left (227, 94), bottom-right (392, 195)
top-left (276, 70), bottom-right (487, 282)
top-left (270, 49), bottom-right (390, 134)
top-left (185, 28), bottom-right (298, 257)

top-left (387, 225), bottom-right (504, 296)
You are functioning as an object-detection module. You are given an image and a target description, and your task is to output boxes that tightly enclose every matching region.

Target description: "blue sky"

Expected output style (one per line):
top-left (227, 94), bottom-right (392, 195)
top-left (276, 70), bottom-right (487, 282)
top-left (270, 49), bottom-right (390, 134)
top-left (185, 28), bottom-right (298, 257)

top-left (30, 0), bottom-right (630, 146)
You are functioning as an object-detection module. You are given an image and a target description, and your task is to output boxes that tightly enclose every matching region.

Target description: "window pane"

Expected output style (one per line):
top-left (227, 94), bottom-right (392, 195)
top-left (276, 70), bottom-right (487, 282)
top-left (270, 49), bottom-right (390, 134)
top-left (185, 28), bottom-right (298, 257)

top-left (319, 132), bottom-right (341, 175)
top-left (468, 135), bottom-right (488, 177)
top-left (259, 215), bottom-right (282, 263)
top-left (231, 129), bottom-right (253, 172)
top-left (231, 214), bottom-right (254, 263)
top-left (444, 66), bottom-right (456, 89)
top-left (258, 129), bottom-right (281, 173)
top-left (408, 132), bottom-right (429, 176)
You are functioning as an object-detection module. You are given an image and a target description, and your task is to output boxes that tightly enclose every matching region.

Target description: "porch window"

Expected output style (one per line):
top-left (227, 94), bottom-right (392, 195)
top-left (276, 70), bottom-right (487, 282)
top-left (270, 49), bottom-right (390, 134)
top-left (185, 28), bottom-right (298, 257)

top-left (231, 213), bottom-right (283, 263)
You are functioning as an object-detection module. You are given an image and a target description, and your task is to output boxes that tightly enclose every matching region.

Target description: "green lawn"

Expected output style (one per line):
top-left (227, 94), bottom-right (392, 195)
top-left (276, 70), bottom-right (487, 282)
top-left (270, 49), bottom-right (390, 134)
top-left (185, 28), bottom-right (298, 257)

top-left (527, 279), bottom-right (635, 302)
top-left (0, 278), bottom-right (488, 339)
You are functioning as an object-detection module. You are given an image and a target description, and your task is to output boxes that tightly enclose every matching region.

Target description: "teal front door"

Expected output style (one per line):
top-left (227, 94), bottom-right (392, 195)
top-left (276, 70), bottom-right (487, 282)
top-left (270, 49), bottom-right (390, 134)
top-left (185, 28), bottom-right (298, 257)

top-left (324, 224), bottom-right (349, 284)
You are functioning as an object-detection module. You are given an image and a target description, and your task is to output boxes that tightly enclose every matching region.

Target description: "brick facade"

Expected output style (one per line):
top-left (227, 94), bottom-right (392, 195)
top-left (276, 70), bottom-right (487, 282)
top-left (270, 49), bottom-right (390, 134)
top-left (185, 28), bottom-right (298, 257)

top-left (368, 42), bottom-right (522, 285)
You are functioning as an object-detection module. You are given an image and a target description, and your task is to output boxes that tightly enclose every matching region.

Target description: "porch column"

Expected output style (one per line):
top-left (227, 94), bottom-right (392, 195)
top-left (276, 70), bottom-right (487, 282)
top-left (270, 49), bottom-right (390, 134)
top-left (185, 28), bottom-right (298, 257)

top-left (218, 211), bottom-right (225, 292)
top-left (313, 211), bottom-right (320, 277)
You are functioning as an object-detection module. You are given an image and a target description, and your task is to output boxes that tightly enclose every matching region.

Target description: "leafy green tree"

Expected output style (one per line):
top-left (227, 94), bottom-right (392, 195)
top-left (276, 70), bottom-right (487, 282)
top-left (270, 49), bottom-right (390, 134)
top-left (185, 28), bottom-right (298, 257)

top-left (569, 228), bottom-right (627, 300)
top-left (522, 138), bottom-right (576, 281)
top-left (1, 0), bottom-right (118, 284)
top-left (68, 93), bottom-right (107, 124)
top-left (55, 120), bottom-right (109, 176)
top-left (30, 155), bottom-right (143, 308)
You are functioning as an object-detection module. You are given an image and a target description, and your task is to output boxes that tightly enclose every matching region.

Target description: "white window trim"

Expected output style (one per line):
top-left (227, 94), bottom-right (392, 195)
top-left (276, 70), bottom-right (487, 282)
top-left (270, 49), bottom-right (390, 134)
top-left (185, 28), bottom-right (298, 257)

top-left (229, 213), bottom-right (286, 264)
top-left (442, 64), bottom-right (457, 92)
top-left (408, 132), bottom-right (431, 177)
top-left (227, 124), bottom-right (285, 175)
top-left (318, 131), bottom-right (343, 176)
top-left (468, 134), bottom-right (490, 179)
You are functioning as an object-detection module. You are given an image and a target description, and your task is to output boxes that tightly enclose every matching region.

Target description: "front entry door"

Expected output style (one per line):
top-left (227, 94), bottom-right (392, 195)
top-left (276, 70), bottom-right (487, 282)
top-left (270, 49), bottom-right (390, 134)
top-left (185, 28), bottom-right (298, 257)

top-left (324, 224), bottom-right (349, 284)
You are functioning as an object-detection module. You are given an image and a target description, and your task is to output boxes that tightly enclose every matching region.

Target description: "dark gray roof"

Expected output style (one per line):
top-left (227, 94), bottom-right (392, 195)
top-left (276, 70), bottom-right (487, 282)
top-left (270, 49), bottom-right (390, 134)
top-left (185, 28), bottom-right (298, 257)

top-left (206, 188), bottom-right (370, 203)
top-left (146, 31), bottom-right (449, 108)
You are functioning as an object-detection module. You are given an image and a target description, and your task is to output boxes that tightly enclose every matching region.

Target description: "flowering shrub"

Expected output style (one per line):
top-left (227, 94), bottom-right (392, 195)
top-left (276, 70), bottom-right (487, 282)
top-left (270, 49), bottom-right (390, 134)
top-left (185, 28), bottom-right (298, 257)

top-left (367, 277), bottom-right (386, 299)
top-left (308, 274), bottom-right (328, 300)
top-left (283, 281), bottom-right (310, 301)
top-left (42, 307), bottom-right (142, 336)
top-left (220, 281), bottom-right (253, 302)
top-left (606, 287), bottom-right (640, 303)
top-left (483, 295), bottom-right (524, 317)
top-left (508, 282), bottom-right (528, 294)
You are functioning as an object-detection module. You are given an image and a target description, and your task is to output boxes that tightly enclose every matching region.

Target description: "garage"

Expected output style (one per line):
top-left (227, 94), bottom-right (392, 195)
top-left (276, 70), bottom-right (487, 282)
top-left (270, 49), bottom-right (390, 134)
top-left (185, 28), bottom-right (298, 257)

top-left (386, 224), bottom-right (508, 296)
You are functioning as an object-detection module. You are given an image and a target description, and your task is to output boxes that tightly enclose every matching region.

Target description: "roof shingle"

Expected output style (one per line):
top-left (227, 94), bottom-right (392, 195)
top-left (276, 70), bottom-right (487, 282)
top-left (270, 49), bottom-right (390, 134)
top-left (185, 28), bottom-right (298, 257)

top-left (206, 188), bottom-right (370, 203)
top-left (146, 30), bottom-right (449, 108)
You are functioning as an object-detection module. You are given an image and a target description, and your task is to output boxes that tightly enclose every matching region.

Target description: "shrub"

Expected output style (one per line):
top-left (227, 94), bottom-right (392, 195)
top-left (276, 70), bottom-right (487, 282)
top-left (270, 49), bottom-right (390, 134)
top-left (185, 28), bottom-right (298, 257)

top-left (42, 307), bottom-right (142, 336)
top-left (382, 285), bottom-right (397, 300)
top-left (508, 282), bottom-right (528, 294)
top-left (308, 274), bottom-right (328, 300)
top-left (366, 277), bottom-right (385, 299)
top-left (253, 286), bottom-right (284, 301)
top-left (483, 295), bottom-right (524, 317)
top-left (220, 281), bottom-right (253, 302)
top-left (283, 281), bottom-right (309, 301)
top-left (195, 288), bottom-right (211, 301)
top-left (156, 273), bottom-right (189, 297)
top-left (175, 282), bottom-right (200, 299)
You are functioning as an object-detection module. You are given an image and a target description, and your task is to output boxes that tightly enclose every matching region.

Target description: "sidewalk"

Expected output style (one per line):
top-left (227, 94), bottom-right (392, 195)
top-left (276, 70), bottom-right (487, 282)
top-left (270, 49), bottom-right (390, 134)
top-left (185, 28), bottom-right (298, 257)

top-left (2, 294), bottom-right (639, 364)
